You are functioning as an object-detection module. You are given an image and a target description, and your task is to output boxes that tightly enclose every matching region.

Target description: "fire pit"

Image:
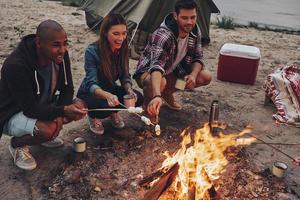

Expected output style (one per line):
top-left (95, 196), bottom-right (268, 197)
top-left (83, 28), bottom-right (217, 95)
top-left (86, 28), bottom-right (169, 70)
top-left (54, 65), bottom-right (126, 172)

top-left (139, 123), bottom-right (254, 200)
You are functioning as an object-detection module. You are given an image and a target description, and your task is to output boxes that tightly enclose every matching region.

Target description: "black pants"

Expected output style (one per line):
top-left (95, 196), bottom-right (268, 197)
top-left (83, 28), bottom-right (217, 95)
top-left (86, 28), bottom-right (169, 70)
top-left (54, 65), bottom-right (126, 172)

top-left (77, 86), bottom-right (143, 119)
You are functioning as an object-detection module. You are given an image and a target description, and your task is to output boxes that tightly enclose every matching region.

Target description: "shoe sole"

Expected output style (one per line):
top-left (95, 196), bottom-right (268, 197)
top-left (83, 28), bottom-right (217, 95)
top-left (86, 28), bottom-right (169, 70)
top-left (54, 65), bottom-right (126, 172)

top-left (41, 143), bottom-right (64, 148)
top-left (163, 102), bottom-right (182, 111)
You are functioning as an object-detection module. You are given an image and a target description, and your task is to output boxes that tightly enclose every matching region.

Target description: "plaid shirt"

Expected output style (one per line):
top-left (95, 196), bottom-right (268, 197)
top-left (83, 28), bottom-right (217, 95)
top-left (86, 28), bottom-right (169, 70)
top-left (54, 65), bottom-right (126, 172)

top-left (134, 14), bottom-right (204, 78)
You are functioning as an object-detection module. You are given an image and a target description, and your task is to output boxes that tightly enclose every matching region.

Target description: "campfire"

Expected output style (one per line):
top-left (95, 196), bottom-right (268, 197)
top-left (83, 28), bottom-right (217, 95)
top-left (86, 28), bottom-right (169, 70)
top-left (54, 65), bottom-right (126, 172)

top-left (139, 123), bottom-right (255, 200)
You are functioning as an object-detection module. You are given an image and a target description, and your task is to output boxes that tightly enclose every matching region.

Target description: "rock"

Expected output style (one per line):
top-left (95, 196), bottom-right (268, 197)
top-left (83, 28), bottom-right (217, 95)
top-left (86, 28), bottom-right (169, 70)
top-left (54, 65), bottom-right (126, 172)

top-left (48, 183), bottom-right (62, 194)
top-left (94, 186), bottom-right (101, 192)
top-left (276, 192), bottom-right (299, 200)
top-left (63, 168), bottom-right (81, 184)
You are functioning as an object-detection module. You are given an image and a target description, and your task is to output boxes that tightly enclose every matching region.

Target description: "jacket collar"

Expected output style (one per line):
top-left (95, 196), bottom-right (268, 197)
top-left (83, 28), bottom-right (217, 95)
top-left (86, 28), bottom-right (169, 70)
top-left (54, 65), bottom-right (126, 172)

top-left (160, 13), bottom-right (200, 39)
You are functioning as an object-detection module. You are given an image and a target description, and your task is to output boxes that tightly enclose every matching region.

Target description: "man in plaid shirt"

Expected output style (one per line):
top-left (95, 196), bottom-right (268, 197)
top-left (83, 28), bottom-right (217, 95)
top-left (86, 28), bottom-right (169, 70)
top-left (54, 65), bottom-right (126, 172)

top-left (133, 0), bottom-right (211, 122)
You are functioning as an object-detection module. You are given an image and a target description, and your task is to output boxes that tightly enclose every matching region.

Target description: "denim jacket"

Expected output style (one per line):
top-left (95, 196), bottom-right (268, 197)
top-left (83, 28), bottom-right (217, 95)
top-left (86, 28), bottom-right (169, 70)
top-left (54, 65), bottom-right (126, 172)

top-left (78, 43), bottom-right (132, 95)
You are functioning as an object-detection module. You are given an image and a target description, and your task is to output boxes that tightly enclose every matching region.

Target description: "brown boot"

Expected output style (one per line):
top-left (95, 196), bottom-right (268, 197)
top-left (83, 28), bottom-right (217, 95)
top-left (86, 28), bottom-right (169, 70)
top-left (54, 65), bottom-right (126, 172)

top-left (162, 92), bottom-right (182, 111)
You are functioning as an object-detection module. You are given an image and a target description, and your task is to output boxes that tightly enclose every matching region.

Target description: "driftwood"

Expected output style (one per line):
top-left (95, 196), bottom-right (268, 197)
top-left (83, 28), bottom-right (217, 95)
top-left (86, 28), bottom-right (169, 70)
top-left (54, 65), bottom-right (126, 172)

top-left (142, 163), bottom-right (179, 200)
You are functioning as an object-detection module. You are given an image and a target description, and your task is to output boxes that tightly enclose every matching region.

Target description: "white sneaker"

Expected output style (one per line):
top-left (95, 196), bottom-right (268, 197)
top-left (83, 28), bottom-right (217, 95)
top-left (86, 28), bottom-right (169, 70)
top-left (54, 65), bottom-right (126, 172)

top-left (41, 137), bottom-right (64, 148)
top-left (110, 113), bottom-right (125, 129)
top-left (88, 116), bottom-right (104, 135)
top-left (9, 143), bottom-right (37, 170)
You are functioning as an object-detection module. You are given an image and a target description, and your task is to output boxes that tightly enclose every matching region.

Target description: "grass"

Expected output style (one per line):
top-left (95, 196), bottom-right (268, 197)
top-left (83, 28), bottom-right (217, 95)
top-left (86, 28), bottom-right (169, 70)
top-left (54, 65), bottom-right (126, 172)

top-left (216, 16), bottom-right (235, 29)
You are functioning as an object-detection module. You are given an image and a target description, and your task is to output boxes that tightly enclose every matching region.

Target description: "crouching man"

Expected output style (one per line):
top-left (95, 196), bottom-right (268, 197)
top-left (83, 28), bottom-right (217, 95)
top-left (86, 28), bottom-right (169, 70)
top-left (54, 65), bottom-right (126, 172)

top-left (0, 20), bottom-right (87, 170)
top-left (133, 0), bottom-right (211, 122)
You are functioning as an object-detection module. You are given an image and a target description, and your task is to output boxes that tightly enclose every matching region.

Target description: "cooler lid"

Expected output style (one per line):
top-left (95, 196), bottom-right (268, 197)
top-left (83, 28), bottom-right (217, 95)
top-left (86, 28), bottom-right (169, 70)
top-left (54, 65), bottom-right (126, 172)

top-left (219, 43), bottom-right (261, 59)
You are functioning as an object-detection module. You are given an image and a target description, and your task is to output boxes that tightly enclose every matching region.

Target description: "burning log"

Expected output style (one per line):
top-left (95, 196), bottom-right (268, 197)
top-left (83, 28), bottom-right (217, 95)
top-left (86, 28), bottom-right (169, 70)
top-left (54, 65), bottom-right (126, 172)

top-left (140, 123), bottom-right (253, 200)
top-left (139, 167), bottom-right (169, 187)
top-left (142, 163), bottom-right (179, 200)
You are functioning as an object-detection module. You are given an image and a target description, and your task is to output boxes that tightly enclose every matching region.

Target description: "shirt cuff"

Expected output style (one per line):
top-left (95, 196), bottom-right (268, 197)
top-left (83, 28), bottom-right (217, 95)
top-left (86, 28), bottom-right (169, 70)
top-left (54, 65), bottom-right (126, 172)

top-left (89, 84), bottom-right (101, 94)
top-left (148, 65), bottom-right (165, 75)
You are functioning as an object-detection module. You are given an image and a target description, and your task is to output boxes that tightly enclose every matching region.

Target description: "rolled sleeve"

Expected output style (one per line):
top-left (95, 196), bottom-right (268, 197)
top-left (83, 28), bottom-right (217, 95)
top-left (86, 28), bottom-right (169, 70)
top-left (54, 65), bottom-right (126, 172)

top-left (147, 30), bottom-right (173, 75)
top-left (89, 84), bottom-right (101, 94)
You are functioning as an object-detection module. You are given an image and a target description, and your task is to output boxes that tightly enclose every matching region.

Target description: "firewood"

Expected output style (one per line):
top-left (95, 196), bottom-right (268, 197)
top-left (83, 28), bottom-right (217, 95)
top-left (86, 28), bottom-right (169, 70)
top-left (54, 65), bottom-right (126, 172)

top-left (142, 163), bottom-right (179, 200)
top-left (139, 169), bottom-right (165, 187)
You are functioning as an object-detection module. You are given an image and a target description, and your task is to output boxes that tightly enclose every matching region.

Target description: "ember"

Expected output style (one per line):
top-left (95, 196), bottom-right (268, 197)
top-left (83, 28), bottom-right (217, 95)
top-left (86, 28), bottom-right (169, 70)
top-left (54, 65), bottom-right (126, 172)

top-left (141, 123), bottom-right (254, 200)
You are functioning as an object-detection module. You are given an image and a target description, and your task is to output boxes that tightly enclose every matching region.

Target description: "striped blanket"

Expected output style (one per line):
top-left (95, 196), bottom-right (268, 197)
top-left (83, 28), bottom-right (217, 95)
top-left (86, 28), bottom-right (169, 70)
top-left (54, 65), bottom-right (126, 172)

top-left (264, 63), bottom-right (300, 126)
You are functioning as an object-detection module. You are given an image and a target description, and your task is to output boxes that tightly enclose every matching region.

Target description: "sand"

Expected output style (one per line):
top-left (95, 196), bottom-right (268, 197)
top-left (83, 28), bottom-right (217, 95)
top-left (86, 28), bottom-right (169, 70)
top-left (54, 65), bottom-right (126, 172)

top-left (0, 0), bottom-right (299, 199)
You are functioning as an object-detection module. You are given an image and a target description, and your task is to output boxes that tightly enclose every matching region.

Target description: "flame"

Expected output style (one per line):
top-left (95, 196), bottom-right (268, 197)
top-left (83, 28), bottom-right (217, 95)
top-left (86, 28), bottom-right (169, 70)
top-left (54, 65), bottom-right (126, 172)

top-left (156, 123), bottom-right (254, 199)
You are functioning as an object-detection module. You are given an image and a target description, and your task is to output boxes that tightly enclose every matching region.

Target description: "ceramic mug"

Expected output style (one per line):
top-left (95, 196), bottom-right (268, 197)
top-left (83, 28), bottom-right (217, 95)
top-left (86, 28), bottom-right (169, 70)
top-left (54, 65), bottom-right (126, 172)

top-left (73, 137), bottom-right (86, 153)
top-left (272, 161), bottom-right (288, 178)
top-left (123, 94), bottom-right (135, 107)
top-left (175, 78), bottom-right (186, 90)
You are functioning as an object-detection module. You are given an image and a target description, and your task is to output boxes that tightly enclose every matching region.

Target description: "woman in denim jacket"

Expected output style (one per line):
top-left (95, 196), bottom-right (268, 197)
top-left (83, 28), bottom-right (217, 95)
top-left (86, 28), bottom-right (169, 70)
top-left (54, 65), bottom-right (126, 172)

top-left (77, 14), bottom-right (143, 135)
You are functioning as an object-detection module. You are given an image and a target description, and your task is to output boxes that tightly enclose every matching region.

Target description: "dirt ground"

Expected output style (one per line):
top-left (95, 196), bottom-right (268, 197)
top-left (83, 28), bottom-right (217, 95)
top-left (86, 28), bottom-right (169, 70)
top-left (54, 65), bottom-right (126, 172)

top-left (0, 0), bottom-right (300, 200)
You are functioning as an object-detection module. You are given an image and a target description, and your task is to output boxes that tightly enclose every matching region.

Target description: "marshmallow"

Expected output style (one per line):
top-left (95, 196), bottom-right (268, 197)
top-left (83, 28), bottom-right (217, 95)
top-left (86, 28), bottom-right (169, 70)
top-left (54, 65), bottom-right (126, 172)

top-left (134, 107), bottom-right (143, 114)
top-left (141, 116), bottom-right (151, 125)
top-left (127, 107), bottom-right (143, 114)
top-left (155, 124), bottom-right (161, 136)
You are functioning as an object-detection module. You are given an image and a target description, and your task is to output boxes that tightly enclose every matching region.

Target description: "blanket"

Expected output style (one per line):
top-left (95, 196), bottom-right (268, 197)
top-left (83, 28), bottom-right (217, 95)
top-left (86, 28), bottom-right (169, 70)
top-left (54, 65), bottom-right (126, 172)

top-left (264, 63), bottom-right (300, 126)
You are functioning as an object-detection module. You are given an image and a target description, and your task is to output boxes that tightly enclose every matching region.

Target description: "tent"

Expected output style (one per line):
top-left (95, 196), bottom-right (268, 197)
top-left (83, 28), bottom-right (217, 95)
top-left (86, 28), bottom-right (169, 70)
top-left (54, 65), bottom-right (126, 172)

top-left (80, 0), bottom-right (220, 46)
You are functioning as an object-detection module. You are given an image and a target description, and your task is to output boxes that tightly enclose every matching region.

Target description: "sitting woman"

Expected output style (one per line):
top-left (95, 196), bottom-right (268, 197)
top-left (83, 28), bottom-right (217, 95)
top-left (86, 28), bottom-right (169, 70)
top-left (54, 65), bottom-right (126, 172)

top-left (77, 13), bottom-right (143, 135)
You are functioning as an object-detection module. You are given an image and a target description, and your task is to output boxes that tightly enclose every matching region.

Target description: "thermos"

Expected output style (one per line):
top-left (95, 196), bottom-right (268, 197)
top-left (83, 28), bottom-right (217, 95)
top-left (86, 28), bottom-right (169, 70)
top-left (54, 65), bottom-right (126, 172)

top-left (209, 100), bottom-right (219, 136)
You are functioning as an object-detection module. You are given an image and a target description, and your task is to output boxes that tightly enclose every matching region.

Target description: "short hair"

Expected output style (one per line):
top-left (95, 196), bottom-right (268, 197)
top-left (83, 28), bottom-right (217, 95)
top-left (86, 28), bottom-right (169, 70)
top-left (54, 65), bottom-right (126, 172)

top-left (36, 20), bottom-right (64, 41)
top-left (174, 0), bottom-right (198, 14)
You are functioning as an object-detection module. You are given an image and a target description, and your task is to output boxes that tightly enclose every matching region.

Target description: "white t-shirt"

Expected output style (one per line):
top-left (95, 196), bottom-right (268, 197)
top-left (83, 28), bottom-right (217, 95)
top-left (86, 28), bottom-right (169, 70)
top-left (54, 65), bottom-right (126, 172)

top-left (171, 35), bottom-right (189, 71)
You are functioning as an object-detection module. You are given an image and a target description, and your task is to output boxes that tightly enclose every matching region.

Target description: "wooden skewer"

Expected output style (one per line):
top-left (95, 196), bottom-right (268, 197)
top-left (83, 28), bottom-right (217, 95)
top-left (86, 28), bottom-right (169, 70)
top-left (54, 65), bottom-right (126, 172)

top-left (255, 142), bottom-right (299, 146)
top-left (247, 133), bottom-right (297, 162)
top-left (82, 108), bottom-right (126, 112)
top-left (119, 102), bottom-right (156, 126)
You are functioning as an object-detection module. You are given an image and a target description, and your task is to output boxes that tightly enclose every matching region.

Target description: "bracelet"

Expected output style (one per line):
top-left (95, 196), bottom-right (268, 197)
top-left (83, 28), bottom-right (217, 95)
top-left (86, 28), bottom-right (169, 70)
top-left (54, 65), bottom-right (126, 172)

top-left (151, 95), bottom-right (162, 101)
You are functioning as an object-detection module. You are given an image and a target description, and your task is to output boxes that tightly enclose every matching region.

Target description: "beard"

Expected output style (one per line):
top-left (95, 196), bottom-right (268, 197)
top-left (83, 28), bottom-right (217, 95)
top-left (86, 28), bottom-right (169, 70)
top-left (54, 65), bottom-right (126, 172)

top-left (179, 24), bottom-right (194, 34)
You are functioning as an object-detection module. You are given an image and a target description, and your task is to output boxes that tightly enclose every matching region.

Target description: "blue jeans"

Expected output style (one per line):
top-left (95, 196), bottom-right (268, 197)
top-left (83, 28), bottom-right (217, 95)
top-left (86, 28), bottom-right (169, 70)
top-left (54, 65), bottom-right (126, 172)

top-left (77, 86), bottom-right (143, 119)
top-left (3, 112), bottom-right (37, 137)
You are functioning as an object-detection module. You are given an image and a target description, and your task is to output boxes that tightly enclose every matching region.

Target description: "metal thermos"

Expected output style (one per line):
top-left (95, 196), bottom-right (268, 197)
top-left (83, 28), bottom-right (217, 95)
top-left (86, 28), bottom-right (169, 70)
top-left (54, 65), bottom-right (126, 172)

top-left (209, 100), bottom-right (219, 135)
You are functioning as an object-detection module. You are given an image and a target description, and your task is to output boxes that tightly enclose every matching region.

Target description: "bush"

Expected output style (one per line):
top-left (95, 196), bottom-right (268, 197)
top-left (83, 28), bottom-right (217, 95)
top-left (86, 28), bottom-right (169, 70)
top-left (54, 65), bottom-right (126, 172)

top-left (216, 16), bottom-right (235, 29)
top-left (61, 0), bottom-right (82, 7)
top-left (249, 21), bottom-right (258, 28)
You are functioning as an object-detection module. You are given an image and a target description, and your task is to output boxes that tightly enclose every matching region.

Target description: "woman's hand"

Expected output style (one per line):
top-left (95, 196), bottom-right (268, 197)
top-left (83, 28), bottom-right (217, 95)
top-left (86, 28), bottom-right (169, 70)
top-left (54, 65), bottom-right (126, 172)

top-left (127, 87), bottom-right (138, 102)
top-left (105, 92), bottom-right (120, 107)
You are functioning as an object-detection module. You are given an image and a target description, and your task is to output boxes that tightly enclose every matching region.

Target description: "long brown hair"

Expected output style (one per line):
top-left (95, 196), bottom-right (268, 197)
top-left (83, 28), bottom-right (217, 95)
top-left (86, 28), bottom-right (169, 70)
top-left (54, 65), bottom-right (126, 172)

top-left (98, 13), bottom-right (129, 84)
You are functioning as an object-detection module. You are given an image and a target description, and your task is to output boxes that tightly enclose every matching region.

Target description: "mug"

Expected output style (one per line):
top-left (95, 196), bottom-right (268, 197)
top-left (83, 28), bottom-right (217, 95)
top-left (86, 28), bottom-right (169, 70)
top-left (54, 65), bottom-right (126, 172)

top-left (175, 78), bottom-right (186, 90)
top-left (123, 94), bottom-right (135, 107)
top-left (272, 161), bottom-right (288, 178)
top-left (73, 137), bottom-right (86, 153)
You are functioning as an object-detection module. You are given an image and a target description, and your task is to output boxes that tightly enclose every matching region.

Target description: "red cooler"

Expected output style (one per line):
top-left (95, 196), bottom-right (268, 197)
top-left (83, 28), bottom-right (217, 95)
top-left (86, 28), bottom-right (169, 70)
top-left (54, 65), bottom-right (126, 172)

top-left (217, 43), bottom-right (261, 85)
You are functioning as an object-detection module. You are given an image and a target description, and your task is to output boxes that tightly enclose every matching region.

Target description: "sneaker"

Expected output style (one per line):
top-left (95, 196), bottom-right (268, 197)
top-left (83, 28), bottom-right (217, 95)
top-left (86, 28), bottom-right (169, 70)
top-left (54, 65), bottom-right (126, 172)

top-left (162, 93), bottom-right (182, 110)
top-left (9, 143), bottom-right (37, 170)
top-left (88, 116), bottom-right (105, 135)
top-left (110, 113), bottom-right (125, 129)
top-left (41, 137), bottom-right (64, 148)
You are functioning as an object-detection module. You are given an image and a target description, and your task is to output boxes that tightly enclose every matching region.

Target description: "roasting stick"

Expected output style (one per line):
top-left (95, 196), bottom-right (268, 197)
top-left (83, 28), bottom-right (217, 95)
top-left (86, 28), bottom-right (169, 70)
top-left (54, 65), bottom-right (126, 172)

top-left (118, 102), bottom-right (161, 135)
top-left (83, 108), bottom-right (126, 112)
top-left (246, 132), bottom-right (297, 162)
top-left (255, 142), bottom-right (299, 146)
top-left (118, 102), bottom-right (155, 125)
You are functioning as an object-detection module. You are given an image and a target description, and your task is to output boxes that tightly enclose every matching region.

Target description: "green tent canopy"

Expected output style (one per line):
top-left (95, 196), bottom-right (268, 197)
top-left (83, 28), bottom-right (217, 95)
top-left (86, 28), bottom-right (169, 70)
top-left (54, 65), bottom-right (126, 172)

top-left (80, 0), bottom-right (219, 44)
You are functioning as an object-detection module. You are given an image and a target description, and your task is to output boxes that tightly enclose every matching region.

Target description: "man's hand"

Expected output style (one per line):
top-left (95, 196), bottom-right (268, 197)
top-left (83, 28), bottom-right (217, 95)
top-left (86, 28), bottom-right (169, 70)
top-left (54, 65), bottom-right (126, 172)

top-left (104, 92), bottom-right (120, 107)
top-left (147, 96), bottom-right (163, 117)
top-left (53, 117), bottom-right (64, 138)
top-left (64, 104), bottom-right (87, 121)
top-left (184, 74), bottom-right (196, 90)
top-left (293, 157), bottom-right (300, 166)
